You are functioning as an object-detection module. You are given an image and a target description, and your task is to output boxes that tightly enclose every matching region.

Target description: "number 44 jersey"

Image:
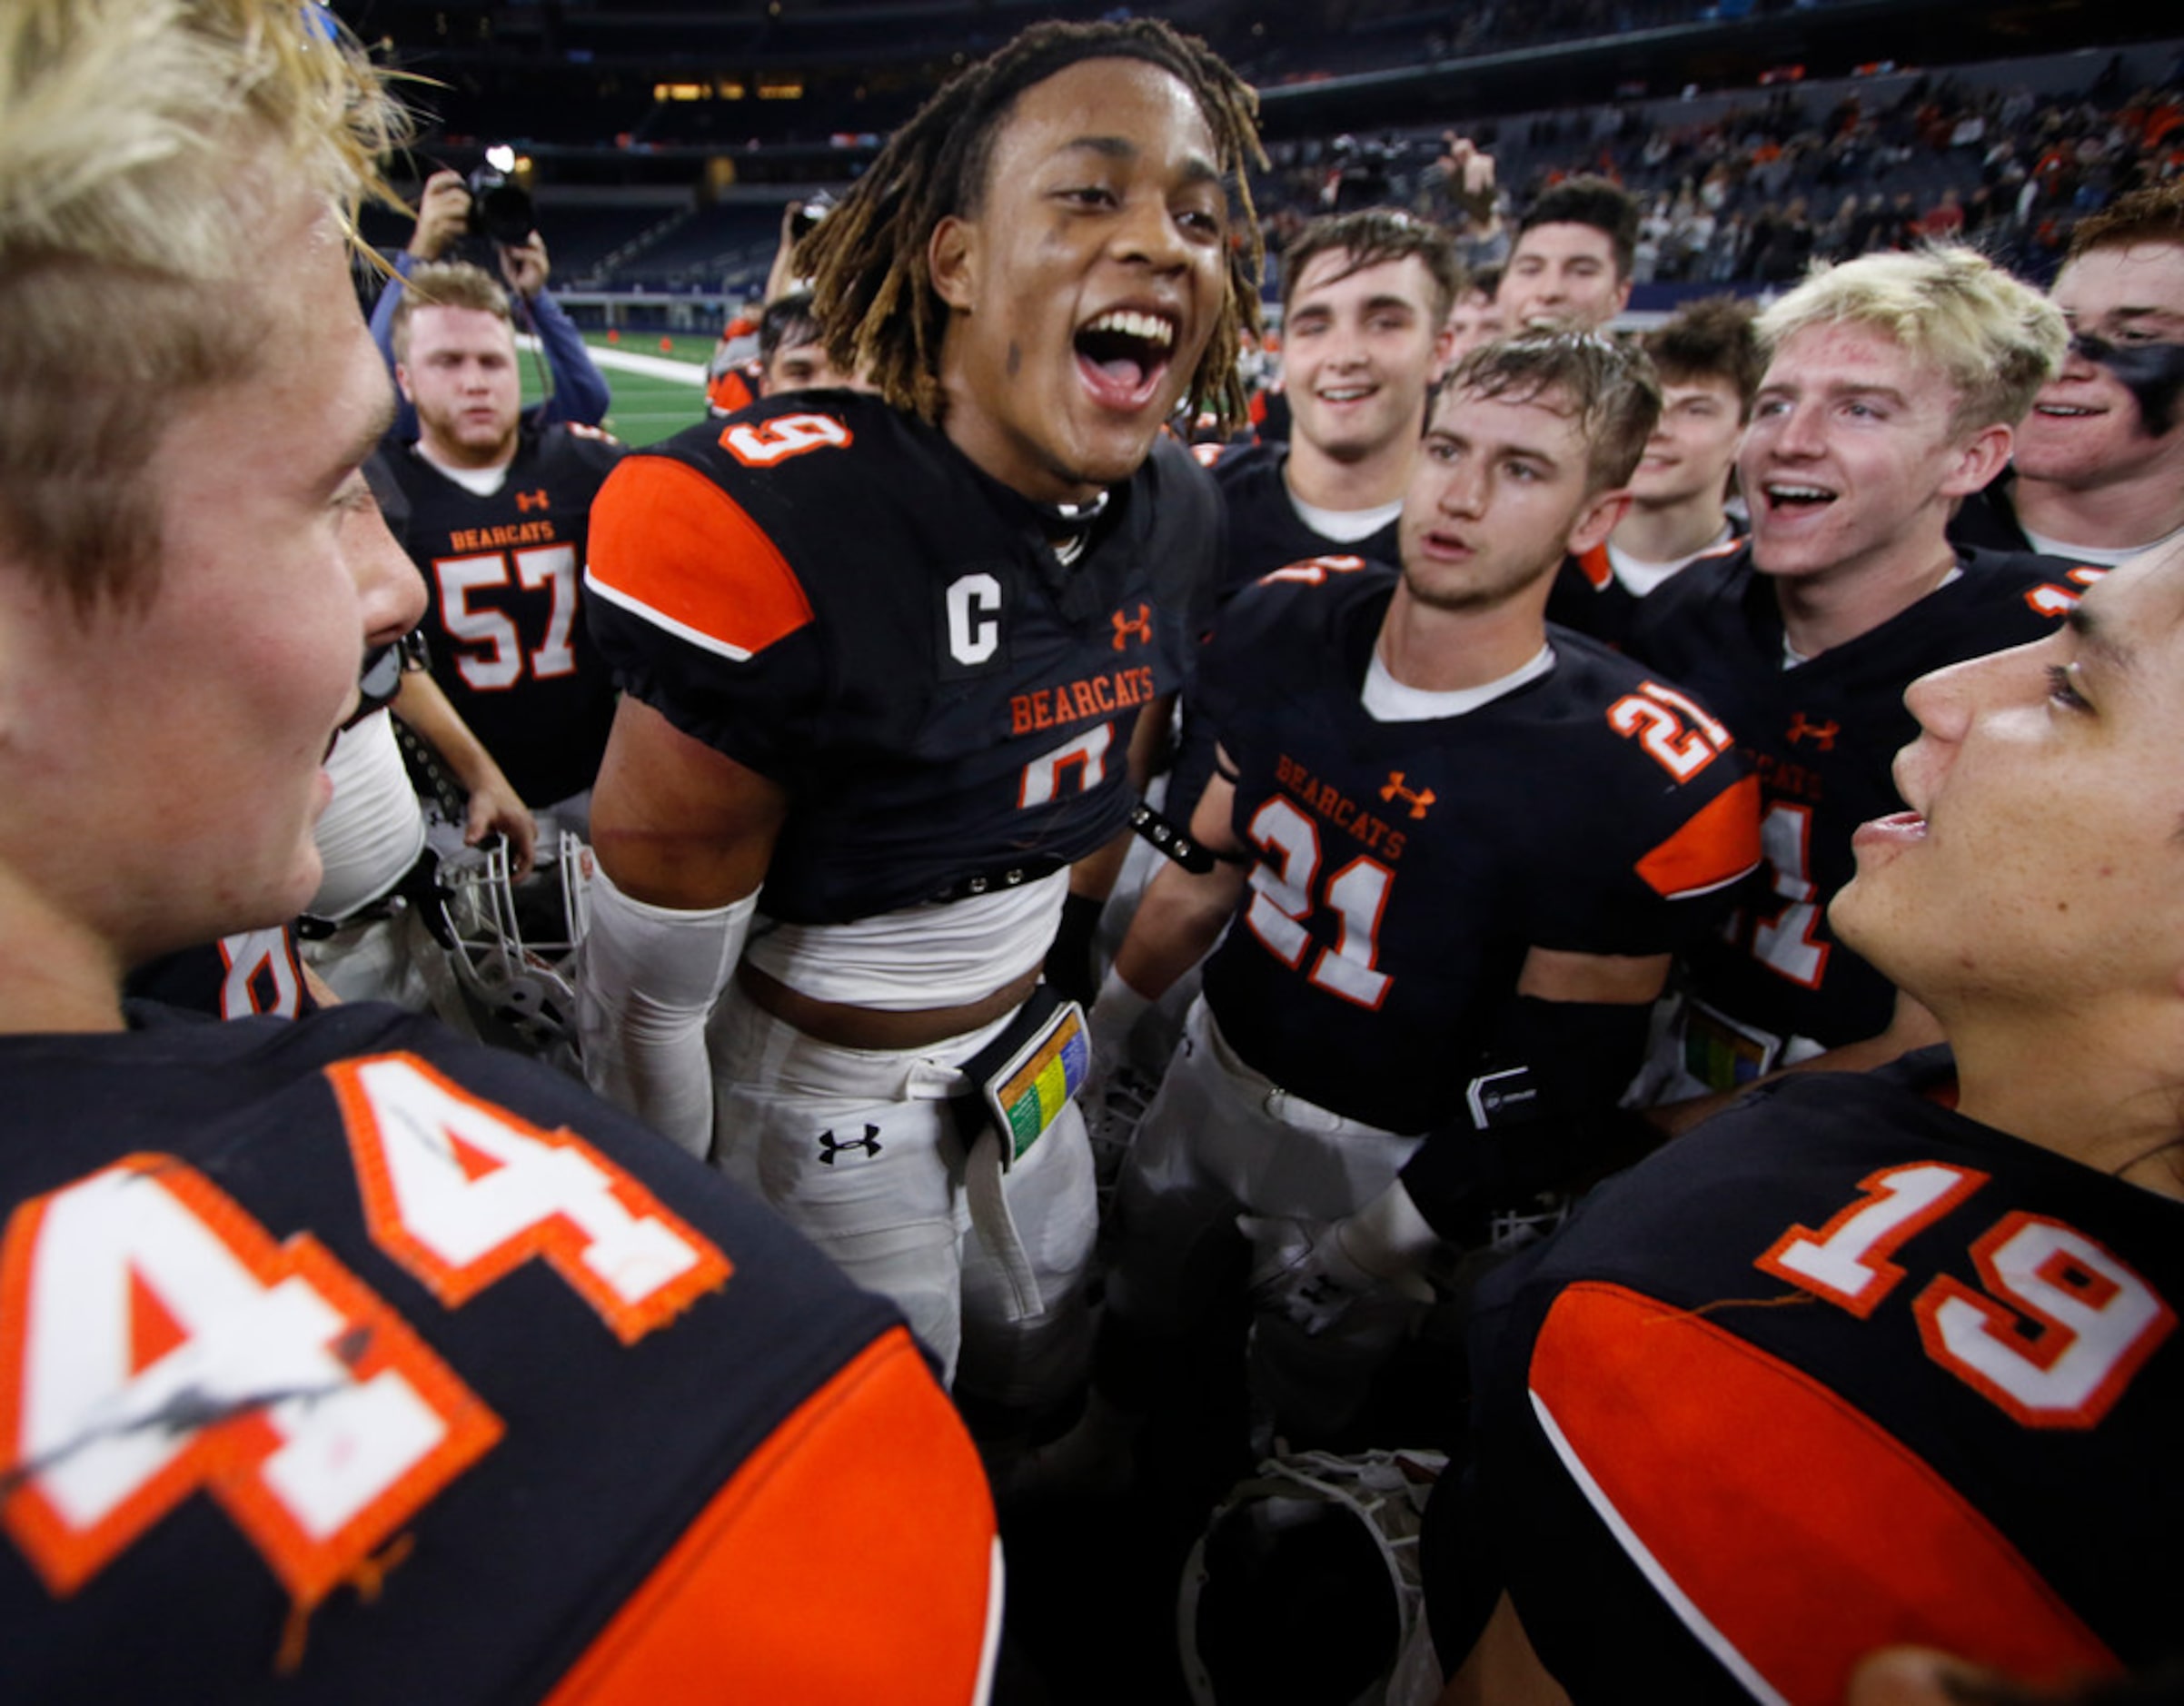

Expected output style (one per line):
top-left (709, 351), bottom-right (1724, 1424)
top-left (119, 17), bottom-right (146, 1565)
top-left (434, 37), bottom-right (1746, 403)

top-left (1193, 560), bottom-right (1762, 1135)
top-left (0, 1003), bottom-right (998, 1703)
top-left (1456, 1046), bottom-right (2182, 1704)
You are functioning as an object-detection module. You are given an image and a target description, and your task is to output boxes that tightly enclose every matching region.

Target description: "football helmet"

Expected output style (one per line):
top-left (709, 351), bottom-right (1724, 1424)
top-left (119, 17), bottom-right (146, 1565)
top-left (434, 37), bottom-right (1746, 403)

top-left (1178, 1448), bottom-right (1447, 1706)
top-left (436, 826), bottom-right (595, 1069)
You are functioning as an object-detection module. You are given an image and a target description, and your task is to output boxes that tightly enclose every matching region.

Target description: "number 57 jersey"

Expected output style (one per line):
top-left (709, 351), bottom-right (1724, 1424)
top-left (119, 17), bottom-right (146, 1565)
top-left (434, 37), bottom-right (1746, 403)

top-left (1194, 562), bottom-right (1762, 1135)
top-left (368, 422), bottom-right (626, 809)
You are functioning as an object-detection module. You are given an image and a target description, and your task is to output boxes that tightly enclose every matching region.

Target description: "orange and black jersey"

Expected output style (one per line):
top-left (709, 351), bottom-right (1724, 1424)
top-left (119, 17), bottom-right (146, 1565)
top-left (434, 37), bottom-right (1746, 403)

top-left (1542, 518), bottom-right (1748, 651)
top-left (1167, 440), bottom-right (1403, 830)
top-left (1948, 469), bottom-right (2038, 555)
top-left (1204, 441), bottom-right (1400, 609)
top-left (368, 422), bottom-right (625, 808)
top-left (123, 928), bottom-right (315, 1023)
top-left (0, 1001), bottom-right (998, 1703)
top-left (1192, 561), bottom-right (1761, 1135)
top-left (1623, 543), bottom-right (2098, 1051)
top-left (583, 392), bottom-right (1219, 925)
top-left (1452, 1046), bottom-right (2183, 1702)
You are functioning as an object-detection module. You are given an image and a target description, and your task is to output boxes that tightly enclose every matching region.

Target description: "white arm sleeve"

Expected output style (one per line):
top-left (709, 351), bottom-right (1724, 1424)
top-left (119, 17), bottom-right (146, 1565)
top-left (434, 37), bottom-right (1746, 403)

top-left (576, 867), bottom-right (755, 1160)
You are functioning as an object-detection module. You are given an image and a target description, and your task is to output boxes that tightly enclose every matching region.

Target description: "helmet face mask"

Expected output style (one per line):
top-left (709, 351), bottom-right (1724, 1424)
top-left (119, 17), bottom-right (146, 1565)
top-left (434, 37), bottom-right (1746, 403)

top-left (437, 826), bottom-right (594, 1072)
top-left (1178, 1447), bottom-right (1446, 1706)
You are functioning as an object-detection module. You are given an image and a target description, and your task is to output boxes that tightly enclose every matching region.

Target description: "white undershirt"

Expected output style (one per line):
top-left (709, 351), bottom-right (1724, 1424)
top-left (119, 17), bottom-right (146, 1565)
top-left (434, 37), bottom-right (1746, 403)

top-left (1362, 645), bottom-right (1555, 721)
top-left (1606, 521), bottom-right (1734, 598)
top-left (743, 869), bottom-right (1068, 1010)
top-left (414, 444), bottom-right (511, 496)
top-left (1290, 489), bottom-right (1405, 545)
top-left (2020, 524), bottom-right (2179, 569)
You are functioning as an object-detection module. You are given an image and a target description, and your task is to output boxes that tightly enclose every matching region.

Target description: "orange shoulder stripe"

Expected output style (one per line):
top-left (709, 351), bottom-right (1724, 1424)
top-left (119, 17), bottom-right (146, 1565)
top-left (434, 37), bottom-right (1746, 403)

top-left (585, 455), bottom-right (814, 662)
top-left (1527, 1282), bottom-right (2119, 1704)
top-left (1635, 771), bottom-right (1762, 900)
top-left (544, 1325), bottom-right (998, 1705)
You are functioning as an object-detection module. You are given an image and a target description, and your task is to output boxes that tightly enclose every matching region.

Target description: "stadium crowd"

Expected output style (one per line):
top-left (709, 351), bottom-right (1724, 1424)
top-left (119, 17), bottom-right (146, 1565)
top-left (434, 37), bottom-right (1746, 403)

top-left (4, 4), bottom-right (2181, 1704)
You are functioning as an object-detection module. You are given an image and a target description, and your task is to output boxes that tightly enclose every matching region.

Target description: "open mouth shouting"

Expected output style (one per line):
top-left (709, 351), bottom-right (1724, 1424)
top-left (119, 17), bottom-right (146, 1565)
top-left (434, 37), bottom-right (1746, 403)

top-left (1760, 480), bottom-right (1839, 519)
top-left (1076, 307), bottom-right (1178, 412)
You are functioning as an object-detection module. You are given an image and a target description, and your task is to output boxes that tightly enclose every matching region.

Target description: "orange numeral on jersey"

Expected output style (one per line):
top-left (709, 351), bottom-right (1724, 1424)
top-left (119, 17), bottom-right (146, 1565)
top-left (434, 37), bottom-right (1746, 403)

top-left (1759, 1171), bottom-right (2174, 1428)
top-left (216, 927), bottom-right (304, 1020)
top-left (1918, 1213), bottom-right (2174, 1429)
top-left (720, 412), bottom-right (852, 468)
top-left (1758, 1163), bottom-right (1990, 1317)
top-left (331, 1054), bottom-right (730, 1346)
top-left (0, 1156), bottom-right (500, 1602)
top-left (1607, 680), bottom-right (1733, 782)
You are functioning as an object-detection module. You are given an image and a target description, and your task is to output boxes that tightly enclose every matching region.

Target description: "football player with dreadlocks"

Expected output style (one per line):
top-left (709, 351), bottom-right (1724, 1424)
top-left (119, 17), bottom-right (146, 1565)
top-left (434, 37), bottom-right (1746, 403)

top-left (579, 20), bottom-right (1262, 1428)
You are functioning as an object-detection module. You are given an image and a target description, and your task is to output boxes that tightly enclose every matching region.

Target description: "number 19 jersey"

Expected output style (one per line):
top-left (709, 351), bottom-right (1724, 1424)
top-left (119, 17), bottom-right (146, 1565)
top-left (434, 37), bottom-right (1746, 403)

top-left (1457, 1047), bottom-right (2182, 1702)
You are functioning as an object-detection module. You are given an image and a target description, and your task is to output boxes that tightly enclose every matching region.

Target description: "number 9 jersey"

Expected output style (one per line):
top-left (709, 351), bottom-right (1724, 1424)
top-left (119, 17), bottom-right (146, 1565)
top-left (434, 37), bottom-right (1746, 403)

top-left (1193, 560), bottom-right (1762, 1135)
top-left (581, 394), bottom-right (1218, 924)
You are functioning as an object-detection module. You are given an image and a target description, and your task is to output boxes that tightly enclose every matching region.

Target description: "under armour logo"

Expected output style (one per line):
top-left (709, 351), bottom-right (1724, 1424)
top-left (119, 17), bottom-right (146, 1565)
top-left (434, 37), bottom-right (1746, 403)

top-left (1111, 603), bottom-right (1152, 650)
top-left (818, 1124), bottom-right (882, 1165)
top-left (1785, 712), bottom-right (1840, 750)
top-left (1379, 771), bottom-right (1436, 819)
top-left (513, 488), bottom-right (551, 513)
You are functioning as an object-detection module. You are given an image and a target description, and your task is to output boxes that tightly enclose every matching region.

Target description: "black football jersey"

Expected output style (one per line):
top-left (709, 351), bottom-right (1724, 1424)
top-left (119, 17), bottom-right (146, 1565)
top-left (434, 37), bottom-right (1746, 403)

top-left (1165, 441), bottom-right (1402, 828)
top-left (1543, 521), bottom-right (1748, 650)
top-left (368, 422), bottom-right (625, 808)
top-left (1457, 1047), bottom-right (2183, 1702)
top-left (1206, 440), bottom-right (1401, 606)
top-left (123, 929), bottom-right (315, 1022)
top-left (1191, 561), bottom-right (1761, 1134)
top-left (1948, 470), bottom-right (2037, 554)
top-left (0, 1002), bottom-right (997, 1703)
top-left (583, 393), bottom-right (1220, 925)
top-left (1623, 544), bottom-right (2098, 1052)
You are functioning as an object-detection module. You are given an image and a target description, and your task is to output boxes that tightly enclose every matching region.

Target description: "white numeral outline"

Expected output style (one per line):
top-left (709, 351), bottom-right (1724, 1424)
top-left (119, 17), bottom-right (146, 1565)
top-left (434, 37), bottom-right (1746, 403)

top-left (1244, 797), bottom-right (1394, 1009)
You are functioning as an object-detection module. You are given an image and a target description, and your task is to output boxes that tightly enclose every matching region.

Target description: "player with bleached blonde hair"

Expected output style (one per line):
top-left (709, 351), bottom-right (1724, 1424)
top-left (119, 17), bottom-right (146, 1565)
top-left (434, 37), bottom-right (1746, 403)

top-left (0, 6), bottom-right (999, 1696)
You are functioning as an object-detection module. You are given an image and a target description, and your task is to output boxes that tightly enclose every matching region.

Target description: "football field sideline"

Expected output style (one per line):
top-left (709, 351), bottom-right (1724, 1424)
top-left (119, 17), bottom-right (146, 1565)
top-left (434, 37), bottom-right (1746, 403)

top-left (513, 331), bottom-right (710, 449)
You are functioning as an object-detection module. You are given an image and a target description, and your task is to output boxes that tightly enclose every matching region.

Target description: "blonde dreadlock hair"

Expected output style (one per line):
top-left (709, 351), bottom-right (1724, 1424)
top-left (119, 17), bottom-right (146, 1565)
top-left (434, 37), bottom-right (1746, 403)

top-left (799, 17), bottom-right (1265, 435)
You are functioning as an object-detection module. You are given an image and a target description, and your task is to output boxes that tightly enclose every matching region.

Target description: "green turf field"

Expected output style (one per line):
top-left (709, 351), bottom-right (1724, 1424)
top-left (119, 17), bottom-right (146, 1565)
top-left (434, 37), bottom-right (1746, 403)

top-left (515, 332), bottom-right (713, 448)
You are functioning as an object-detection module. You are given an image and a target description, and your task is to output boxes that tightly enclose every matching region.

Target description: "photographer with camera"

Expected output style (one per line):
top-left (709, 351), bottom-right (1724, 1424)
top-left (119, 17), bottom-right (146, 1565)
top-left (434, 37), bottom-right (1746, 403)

top-left (368, 165), bottom-right (610, 441)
